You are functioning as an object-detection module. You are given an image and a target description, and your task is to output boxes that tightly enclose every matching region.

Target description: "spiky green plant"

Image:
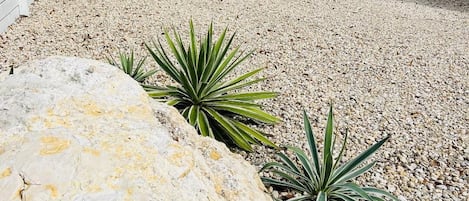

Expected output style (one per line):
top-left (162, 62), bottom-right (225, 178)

top-left (143, 21), bottom-right (280, 151)
top-left (260, 106), bottom-right (398, 201)
top-left (107, 51), bottom-right (157, 83)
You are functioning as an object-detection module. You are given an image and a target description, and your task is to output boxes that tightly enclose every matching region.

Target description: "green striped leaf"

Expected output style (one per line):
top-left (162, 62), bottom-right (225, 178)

top-left (303, 111), bottom-right (321, 177)
top-left (232, 121), bottom-right (277, 148)
top-left (316, 191), bottom-right (327, 201)
top-left (260, 162), bottom-right (311, 184)
top-left (261, 177), bottom-right (308, 193)
top-left (287, 146), bottom-right (320, 187)
top-left (204, 108), bottom-right (252, 151)
top-left (222, 67), bottom-right (264, 88)
top-left (197, 111), bottom-right (213, 137)
top-left (188, 105), bottom-right (199, 126)
top-left (363, 187), bottom-right (400, 201)
top-left (331, 135), bottom-right (389, 184)
top-left (335, 162), bottom-right (376, 184)
top-left (321, 106), bottom-right (335, 186)
top-left (332, 183), bottom-right (373, 200)
top-left (203, 100), bottom-right (260, 108)
top-left (213, 91), bottom-right (277, 100)
top-left (210, 104), bottom-right (280, 124)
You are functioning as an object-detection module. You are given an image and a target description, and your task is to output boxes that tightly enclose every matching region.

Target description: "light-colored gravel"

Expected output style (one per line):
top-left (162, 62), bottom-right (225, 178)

top-left (1, 0), bottom-right (467, 200)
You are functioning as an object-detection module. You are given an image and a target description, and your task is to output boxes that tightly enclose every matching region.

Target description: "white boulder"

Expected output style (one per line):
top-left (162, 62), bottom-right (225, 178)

top-left (0, 56), bottom-right (271, 201)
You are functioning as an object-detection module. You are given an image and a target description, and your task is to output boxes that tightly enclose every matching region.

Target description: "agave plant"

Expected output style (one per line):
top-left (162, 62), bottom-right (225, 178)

top-left (260, 106), bottom-right (398, 201)
top-left (107, 50), bottom-right (157, 83)
top-left (143, 21), bottom-right (280, 151)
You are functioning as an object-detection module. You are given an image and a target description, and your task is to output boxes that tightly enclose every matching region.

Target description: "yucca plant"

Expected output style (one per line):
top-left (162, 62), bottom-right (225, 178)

top-left (260, 106), bottom-right (398, 201)
top-left (143, 21), bottom-right (280, 151)
top-left (107, 50), bottom-right (157, 83)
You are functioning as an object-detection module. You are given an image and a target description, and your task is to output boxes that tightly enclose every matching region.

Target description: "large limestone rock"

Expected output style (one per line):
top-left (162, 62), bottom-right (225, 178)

top-left (0, 56), bottom-right (272, 201)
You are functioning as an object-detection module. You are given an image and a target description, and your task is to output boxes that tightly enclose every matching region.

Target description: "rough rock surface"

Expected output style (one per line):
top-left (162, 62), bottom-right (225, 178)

top-left (0, 56), bottom-right (271, 201)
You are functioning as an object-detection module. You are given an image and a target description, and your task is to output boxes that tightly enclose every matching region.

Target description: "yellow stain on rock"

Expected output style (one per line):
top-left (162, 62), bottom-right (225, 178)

top-left (43, 117), bottom-right (71, 129)
top-left (46, 95), bottom-right (154, 125)
top-left (178, 167), bottom-right (192, 179)
top-left (127, 188), bottom-right (133, 195)
top-left (107, 183), bottom-right (118, 190)
top-left (113, 146), bottom-right (124, 156)
top-left (147, 174), bottom-right (167, 184)
top-left (87, 184), bottom-right (103, 192)
top-left (57, 97), bottom-right (103, 117)
top-left (215, 183), bottom-right (223, 195)
top-left (0, 167), bottom-right (11, 179)
top-left (26, 116), bottom-right (41, 131)
top-left (167, 144), bottom-right (196, 178)
top-left (169, 151), bottom-right (185, 165)
top-left (127, 105), bottom-right (152, 118)
top-left (44, 108), bottom-right (71, 128)
top-left (124, 187), bottom-right (134, 201)
top-left (53, 97), bottom-right (104, 117)
top-left (100, 141), bottom-right (110, 150)
top-left (40, 136), bottom-right (71, 155)
top-left (82, 102), bottom-right (103, 116)
top-left (139, 93), bottom-right (150, 105)
top-left (27, 114), bottom-right (71, 130)
top-left (168, 144), bottom-right (187, 166)
top-left (47, 108), bottom-right (55, 116)
top-left (209, 150), bottom-right (221, 160)
top-left (83, 147), bottom-right (101, 156)
top-left (45, 184), bottom-right (58, 198)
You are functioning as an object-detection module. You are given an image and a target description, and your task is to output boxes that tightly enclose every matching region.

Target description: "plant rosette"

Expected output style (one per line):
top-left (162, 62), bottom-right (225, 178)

top-left (261, 106), bottom-right (398, 201)
top-left (144, 21), bottom-right (280, 151)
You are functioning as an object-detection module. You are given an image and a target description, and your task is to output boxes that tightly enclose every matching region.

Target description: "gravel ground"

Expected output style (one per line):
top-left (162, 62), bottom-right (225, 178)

top-left (1, 0), bottom-right (468, 200)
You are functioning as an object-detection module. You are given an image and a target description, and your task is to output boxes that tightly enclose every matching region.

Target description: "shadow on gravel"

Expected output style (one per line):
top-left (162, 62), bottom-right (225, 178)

top-left (402, 0), bottom-right (468, 13)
